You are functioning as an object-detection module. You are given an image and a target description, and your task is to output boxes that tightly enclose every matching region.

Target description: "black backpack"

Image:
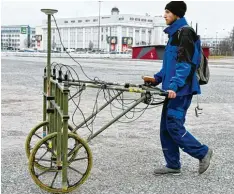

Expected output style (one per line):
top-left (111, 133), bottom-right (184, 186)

top-left (178, 26), bottom-right (210, 85)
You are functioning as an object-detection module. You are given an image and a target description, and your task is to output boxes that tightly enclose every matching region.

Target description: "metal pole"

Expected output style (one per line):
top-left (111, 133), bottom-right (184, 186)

top-left (98, 1), bottom-right (101, 52)
top-left (216, 32), bottom-right (218, 55)
top-left (87, 95), bottom-right (146, 142)
top-left (41, 9), bottom-right (58, 135)
top-left (47, 14), bottom-right (52, 94)
top-left (73, 91), bottom-right (123, 133)
top-left (41, 9), bottom-right (58, 93)
top-left (195, 23), bottom-right (198, 34)
top-left (62, 83), bottom-right (69, 190)
top-left (109, 26), bottom-right (112, 52)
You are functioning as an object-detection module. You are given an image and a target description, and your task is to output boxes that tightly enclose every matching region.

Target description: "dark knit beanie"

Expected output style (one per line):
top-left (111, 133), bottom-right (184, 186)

top-left (165, 1), bottom-right (187, 18)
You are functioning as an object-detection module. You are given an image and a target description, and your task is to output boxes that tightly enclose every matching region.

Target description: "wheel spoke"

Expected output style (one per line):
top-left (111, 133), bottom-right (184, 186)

top-left (73, 157), bottom-right (88, 162)
top-left (35, 158), bottom-right (51, 162)
top-left (38, 151), bottom-right (49, 161)
top-left (67, 147), bottom-right (76, 157)
top-left (67, 178), bottom-right (70, 187)
top-left (43, 142), bottom-right (57, 157)
top-left (67, 143), bottom-right (81, 157)
top-left (68, 166), bottom-right (84, 176)
top-left (36, 167), bottom-right (55, 177)
top-left (34, 133), bottom-right (42, 140)
top-left (50, 171), bottom-right (58, 188)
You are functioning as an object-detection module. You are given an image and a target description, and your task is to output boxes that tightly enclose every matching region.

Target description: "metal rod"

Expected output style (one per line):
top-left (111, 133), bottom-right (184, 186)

top-left (109, 26), bottom-right (112, 52)
top-left (50, 80), bottom-right (56, 154)
top-left (69, 82), bottom-right (164, 95)
top-left (98, 1), bottom-right (101, 51)
top-left (87, 95), bottom-right (146, 142)
top-left (55, 83), bottom-right (62, 168)
top-left (73, 91), bottom-right (123, 133)
top-left (43, 75), bottom-right (47, 137)
top-left (47, 14), bottom-right (51, 96)
top-left (66, 78), bottom-right (142, 87)
top-left (62, 82), bottom-right (69, 190)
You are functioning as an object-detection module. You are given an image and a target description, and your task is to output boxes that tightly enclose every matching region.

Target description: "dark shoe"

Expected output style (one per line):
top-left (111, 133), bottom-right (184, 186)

top-left (154, 166), bottom-right (181, 176)
top-left (199, 148), bottom-right (213, 174)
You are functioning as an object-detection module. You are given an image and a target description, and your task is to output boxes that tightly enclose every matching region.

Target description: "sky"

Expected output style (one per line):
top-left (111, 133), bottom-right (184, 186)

top-left (1, 0), bottom-right (234, 38)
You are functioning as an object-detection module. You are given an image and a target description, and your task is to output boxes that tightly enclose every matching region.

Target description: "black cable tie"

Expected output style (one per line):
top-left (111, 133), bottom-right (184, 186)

top-left (53, 68), bottom-right (56, 80)
top-left (101, 84), bottom-right (107, 89)
top-left (64, 74), bottom-right (68, 81)
top-left (58, 70), bottom-right (62, 83)
top-left (124, 83), bottom-right (130, 88)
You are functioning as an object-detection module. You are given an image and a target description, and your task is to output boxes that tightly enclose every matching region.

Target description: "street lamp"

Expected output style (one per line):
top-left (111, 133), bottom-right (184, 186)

top-left (216, 31), bottom-right (218, 55)
top-left (204, 28), bottom-right (207, 38)
top-left (98, 1), bottom-right (102, 52)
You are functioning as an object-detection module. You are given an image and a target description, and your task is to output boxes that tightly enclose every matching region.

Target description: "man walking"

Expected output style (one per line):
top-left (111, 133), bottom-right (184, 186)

top-left (143, 1), bottom-right (213, 175)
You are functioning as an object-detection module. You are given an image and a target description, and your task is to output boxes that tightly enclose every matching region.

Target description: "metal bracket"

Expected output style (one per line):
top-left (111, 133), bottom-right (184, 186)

top-left (195, 106), bottom-right (203, 117)
top-left (47, 108), bottom-right (55, 113)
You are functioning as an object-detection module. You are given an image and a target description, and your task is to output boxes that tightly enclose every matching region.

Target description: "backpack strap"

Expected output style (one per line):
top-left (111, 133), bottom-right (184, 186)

top-left (178, 25), bottom-right (196, 40)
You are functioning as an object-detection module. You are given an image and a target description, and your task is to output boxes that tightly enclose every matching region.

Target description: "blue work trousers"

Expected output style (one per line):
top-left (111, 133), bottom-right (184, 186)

top-left (160, 95), bottom-right (208, 169)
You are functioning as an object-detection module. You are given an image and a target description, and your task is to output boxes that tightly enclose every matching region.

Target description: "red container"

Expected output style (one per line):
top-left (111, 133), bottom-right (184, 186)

top-left (132, 45), bottom-right (210, 60)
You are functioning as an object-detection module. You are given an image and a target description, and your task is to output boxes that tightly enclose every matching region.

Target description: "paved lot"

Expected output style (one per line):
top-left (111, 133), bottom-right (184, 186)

top-left (1, 57), bottom-right (234, 194)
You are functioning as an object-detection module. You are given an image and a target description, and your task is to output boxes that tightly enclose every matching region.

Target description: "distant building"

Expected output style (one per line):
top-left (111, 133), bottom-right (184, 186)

top-left (36, 7), bottom-right (168, 52)
top-left (201, 37), bottom-right (226, 54)
top-left (1, 25), bottom-right (35, 50)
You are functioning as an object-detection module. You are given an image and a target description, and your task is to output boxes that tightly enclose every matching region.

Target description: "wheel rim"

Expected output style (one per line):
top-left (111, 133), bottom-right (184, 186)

top-left (25, 121), bottom-right (77, 170)
top-left (28, 132), bottom-right (92, 193)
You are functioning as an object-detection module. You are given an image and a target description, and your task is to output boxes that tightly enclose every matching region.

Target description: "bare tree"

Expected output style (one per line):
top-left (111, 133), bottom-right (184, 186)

top-left (217, 26), bottom-right (234, 56)
top-left (218, 38), bottom-right (232, 56)
top-left (231, 27), bottom-right (234, 55)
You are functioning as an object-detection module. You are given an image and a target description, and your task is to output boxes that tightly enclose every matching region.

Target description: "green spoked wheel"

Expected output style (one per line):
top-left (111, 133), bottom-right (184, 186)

top-left (28, 132), bottom-right (92, 193)
top-left (25, 121), bottom-right (77, 170)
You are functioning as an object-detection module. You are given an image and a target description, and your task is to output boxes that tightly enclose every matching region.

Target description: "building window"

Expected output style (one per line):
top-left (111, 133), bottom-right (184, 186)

top-left (135, 18), bottom-right (140, 21)
top-left (135, 30), bottom-right (139, 32)
top-left (119, 17), bottom-right (124, 21)
top-left (71, 20), bottom-right (75, 23)
top-left (64, 21), bottom-right (68, 23)
top-left (102, 16), bottom-right (110, 19)
top-left (78, 20), bottom-right (82, 23)
top-left (130, 17), bottom-right (134, 21)
top-left (93, 19), bottom-right (98, 22)
top-left (142, 30), bottom-right (146, 33)
top-left (141, 19), bottom-right (147, 22)
top-left (101, 35), bottom-right (103, 41)
top-left (148, 19), bottom-right (153, 22)
top-left (85, 20), bottom-right (90, 22)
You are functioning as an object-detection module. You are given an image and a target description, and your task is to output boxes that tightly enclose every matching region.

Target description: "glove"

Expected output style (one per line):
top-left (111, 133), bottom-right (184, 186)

top-left (142, 76), bottom-right (157, 86)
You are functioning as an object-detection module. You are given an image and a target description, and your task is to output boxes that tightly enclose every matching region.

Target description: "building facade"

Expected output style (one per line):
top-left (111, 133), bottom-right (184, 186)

top-left (1, 25), bottom-right (36, 50)
top-left (201, 37), bottom-right (226, 55)
top-left (36, 8), bottom-right (168, 52)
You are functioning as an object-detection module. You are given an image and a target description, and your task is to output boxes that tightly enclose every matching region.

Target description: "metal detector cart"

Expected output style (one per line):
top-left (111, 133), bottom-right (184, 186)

top-left (25, 9), bottom-right (167, 193)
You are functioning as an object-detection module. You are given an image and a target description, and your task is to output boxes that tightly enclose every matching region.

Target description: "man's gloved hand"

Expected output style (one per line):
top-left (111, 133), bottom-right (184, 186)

top-left (142, 76), bottom-right (157, 86)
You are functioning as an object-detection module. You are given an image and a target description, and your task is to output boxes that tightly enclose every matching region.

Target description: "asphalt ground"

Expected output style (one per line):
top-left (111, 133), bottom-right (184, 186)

top-left (1, 57), bottom-right (234, 194)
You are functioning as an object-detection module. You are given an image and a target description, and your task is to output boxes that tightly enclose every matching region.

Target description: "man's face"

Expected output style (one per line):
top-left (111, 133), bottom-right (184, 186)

top-left (164, 9), bottom-right (178, 25)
